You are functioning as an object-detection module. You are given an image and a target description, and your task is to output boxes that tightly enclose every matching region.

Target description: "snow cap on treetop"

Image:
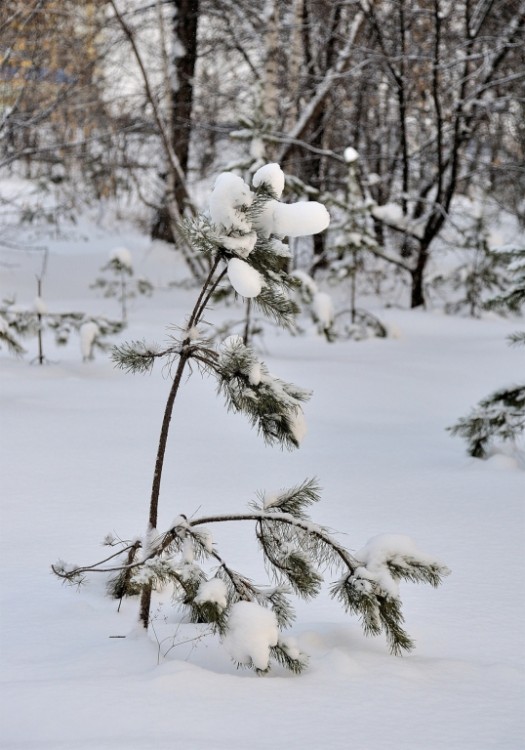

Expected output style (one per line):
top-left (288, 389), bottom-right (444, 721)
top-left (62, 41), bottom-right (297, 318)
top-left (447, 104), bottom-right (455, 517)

top-left (209, 172), bottom-right (253, 232)
top-left (227, 257), bottom-right (263, 298)
top-left (252, 163), bottom-right (285, 199)
top-left (33, 296), bottom-right (48, 315)
top-left (110, 247), bottom-right (133, 269)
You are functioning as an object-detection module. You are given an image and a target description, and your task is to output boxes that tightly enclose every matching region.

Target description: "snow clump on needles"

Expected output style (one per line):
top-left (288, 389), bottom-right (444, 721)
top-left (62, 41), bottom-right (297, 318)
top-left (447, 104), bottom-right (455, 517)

top-left (209, 163), bottom-right (330, 299)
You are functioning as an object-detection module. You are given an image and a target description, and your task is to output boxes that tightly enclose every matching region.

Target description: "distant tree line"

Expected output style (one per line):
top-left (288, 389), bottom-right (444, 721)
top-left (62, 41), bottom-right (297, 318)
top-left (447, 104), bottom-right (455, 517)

top-left (1, 0), bottom-right (524, 307)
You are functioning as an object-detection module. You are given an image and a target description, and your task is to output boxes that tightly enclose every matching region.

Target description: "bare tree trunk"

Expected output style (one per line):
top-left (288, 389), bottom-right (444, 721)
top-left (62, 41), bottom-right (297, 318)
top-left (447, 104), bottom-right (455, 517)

top-left (152, 0), bottom-right (200, 241)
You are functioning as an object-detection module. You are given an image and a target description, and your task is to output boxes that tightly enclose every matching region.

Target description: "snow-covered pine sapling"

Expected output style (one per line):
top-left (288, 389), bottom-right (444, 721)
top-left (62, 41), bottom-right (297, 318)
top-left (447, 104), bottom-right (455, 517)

top-left (432, 213), bottom-right (510, 318)
top-left (449, 248), bottom-right (525, 458)
top-left (322, 148), bottom-right (388, 340)
top-left (1, 277), bottom-right (53, 365)
top-left (53, 164), bottom-right (449, 673)
top-left (91, 247), bottom-right (153, 324)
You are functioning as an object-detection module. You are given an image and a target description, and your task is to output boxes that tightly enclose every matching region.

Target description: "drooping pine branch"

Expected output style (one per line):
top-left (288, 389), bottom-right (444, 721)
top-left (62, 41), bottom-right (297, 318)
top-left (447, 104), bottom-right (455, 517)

top-left (52, 481), bottom-right (449, 667)
top-left (216, 339), bottom-right (311, 449)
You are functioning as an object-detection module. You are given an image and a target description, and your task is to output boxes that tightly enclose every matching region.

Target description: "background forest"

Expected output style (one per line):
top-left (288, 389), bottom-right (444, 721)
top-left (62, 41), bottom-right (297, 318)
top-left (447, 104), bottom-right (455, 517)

top-left (1, 0), bottom-right (523, 305)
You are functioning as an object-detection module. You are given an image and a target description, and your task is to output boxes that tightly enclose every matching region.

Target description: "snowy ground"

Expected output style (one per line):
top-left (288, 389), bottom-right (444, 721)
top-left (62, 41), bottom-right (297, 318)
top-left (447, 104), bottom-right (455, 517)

top-left (1, 214), bottom-right (524, 750)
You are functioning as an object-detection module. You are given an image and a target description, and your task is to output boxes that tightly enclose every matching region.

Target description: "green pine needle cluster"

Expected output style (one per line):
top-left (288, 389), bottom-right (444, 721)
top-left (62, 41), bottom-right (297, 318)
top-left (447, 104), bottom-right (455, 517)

top-left (112, 339), bottom-right (178, 374)
top-left (217, 339), bottom-right (311, 449)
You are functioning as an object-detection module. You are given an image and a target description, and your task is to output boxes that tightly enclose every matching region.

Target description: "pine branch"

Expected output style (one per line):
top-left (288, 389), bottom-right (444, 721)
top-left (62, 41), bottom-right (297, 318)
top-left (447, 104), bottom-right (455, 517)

top-left (216, 340), bottom-right (311, 450)
top-left (449, 385), bottom-right (525, 457)
top-left (111, 340), bottom-right (181, 374)
top-left (269, 640), bottom-right (309, 674)
top-left (0, 326), bottom-right (26, 355)
top-left (253, 477), bottom-right (322, 518)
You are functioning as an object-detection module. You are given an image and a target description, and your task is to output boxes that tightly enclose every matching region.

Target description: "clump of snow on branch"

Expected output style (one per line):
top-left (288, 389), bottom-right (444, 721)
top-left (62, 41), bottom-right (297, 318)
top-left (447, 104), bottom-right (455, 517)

top-left (344, 146), bottom-right (359, 164)
top-left (194, 578), bottom-right (228, 611)
top-left (207, 163), bottom-right (330, 300)
top-left (33, 296), bottom-right (48, 315)
top-left (222, 601), bottom-right (279, 671)
top-left (252, 163), bottom-right (285, 198)
top-left (354, 534), bottom-right (449, 599)
top-left (209, 173), bottom-right (257, 260)
top-left (209, 173), bottom-right (254, 231)
top-left (288, 407), bottom-right (308, 445)
top-left (254, 200), bottom-right (330, 239)
top-left (227, 257), bottom-right (263, 298)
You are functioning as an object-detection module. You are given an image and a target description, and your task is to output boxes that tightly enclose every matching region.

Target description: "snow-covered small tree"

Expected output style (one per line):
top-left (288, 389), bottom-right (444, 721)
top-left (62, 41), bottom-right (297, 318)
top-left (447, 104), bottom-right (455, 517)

top-left (308, 148), bottom-right (388, 341)
top-left (431, 214), bottom-right (510, 318)
top-left (0, 295), bottom-right (122, 364)
top-left (91, 247), bottom-right (153, 324)
top-left (53, 164), bottom-right (449, 674)
top-left (449, 247), bottom-right (525, 458)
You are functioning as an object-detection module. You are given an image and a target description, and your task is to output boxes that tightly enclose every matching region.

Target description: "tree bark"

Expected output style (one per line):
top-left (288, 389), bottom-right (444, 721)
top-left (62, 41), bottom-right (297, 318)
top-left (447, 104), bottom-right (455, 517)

top-left (152, 0), bottom-right (200, 241)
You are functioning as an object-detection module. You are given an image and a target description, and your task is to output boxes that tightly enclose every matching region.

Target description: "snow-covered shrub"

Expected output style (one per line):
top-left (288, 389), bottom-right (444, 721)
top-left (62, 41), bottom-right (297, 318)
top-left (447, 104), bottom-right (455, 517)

top-left (91, 247), bottom-right (153, 324)
top-left (53, 164), bottom-right (449, 674)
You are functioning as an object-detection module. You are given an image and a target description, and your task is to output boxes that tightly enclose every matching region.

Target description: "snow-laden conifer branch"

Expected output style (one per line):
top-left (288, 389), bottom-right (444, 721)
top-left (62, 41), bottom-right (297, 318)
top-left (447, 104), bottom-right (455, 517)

top-left (216, 339), bottom-right (311, 449)
top-left (0, 317), bottom-right (26, 355)
top-left (331, 534), bottom-right (450, 655)
top-left (483, 248), bottom-right (525, 315)
top-left (52, 482), bottom-right (448, 665)
top-left (449, 244), bottom-right (524, 459)
top-left (112, 340), bottom-right (182, 374)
